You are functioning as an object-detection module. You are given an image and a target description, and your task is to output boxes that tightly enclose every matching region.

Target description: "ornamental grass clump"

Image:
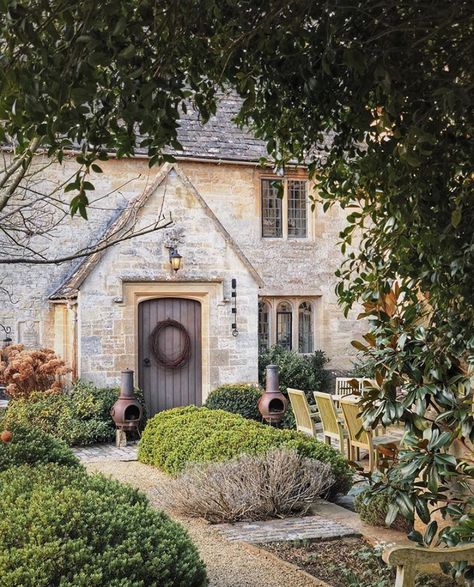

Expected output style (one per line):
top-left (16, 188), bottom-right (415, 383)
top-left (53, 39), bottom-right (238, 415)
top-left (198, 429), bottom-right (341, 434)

top-left (0, 344), bottom-right (70, 399)
top-left (0, 464), bottom-right (207, 587)
top-left (160, 448), bottom-right (334, 523)
top-left (138, 406), bottom-right (352, 497)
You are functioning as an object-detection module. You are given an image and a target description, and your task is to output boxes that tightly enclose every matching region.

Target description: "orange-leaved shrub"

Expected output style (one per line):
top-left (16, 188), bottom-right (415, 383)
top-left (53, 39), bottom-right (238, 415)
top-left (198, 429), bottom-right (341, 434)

top-left (0, 345), bottom-right (70, 399)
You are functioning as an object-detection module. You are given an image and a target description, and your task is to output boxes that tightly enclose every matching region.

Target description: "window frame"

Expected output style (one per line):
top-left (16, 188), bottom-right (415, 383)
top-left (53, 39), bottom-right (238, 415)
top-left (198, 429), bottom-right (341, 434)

top-left (258, 297), bottom-right (319, 354)
top-left (276, 301), bottom-right (293, 351)
top-left (260, 176), bottom-right (310, 240)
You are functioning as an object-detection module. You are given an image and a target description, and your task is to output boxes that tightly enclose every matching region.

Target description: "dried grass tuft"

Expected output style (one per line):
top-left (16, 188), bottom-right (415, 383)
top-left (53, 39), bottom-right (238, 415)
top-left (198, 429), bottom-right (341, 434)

top-left (158, 448), bottom-right (335, 523)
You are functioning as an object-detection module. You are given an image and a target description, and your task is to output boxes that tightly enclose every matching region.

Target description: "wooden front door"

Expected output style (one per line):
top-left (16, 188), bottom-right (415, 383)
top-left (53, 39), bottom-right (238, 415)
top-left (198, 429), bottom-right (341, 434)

top-left (138, 298), bottom-right (202, 416)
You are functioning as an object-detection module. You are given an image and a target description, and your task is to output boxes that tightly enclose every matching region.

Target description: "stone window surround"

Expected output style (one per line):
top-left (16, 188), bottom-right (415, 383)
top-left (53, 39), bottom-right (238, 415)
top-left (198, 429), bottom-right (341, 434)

top-left (259, 176), bottom-right (312, 241)
top-left (258, 296), bottom-right (321, 353)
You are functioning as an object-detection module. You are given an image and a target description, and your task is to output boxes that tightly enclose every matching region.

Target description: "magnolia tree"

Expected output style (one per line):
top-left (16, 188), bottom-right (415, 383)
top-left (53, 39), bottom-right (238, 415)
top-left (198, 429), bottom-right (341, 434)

top-left (1, 0), bottom-right (473, 577)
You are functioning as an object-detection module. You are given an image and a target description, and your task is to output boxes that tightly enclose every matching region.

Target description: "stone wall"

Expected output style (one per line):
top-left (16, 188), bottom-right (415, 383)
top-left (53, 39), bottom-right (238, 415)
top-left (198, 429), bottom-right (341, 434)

top-left (0, 155), bottom-right (366, 396)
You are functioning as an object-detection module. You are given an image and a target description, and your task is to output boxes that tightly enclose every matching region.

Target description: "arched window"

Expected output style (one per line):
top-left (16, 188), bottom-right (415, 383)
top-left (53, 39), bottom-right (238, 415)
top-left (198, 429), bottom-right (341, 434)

top-left (276, 301), bottom-right (292, 350)
top-left (298, 302), bottom-right (313, 353)
top-left (258, 301), bottom-right (270, 350)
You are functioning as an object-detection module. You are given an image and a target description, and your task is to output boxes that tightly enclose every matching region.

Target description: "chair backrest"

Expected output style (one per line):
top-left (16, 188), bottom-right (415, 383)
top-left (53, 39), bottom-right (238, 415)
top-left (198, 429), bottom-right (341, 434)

top-left (314, 391), bottom-right (340, 436)
top-left (335, 377), bottom-right (376, 396)
top-left (340, 397), bottom-right (371, 446)
top-left (287, 388), bottom-right (314, 437)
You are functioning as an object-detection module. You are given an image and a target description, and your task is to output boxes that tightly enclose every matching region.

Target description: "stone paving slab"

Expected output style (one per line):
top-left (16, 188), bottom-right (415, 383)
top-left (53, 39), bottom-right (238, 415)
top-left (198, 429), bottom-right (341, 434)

top-left (217, 514), bottom-right (360, 544)
top-left (72, 442), bottom-right (138, 462)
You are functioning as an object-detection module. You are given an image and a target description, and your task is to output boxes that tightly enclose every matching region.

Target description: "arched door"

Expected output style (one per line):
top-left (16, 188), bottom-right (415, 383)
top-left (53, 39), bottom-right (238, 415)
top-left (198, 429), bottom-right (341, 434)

top-left (138, 298), bottom-right (202, 416)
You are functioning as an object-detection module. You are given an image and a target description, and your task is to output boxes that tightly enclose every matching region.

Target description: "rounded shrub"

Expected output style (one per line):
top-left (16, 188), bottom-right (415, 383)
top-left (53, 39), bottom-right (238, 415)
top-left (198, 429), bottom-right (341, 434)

top-left (2, 381), bottom-right (145, 446)
top-left (138, 406), bottom-right (352, 496)
top-left (0, 464), bottom-right (207, 587)
top-left (354, 488), bottom-right (412, 532)
top-left (0, 425), bottom-right (81, 471)
top-left (204, 384), bottom-right (262, 420)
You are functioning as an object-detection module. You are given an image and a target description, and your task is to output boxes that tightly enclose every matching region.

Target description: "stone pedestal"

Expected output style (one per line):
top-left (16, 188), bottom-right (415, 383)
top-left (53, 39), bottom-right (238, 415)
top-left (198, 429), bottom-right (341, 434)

top-left (115, 429), bottom-right (127, 447)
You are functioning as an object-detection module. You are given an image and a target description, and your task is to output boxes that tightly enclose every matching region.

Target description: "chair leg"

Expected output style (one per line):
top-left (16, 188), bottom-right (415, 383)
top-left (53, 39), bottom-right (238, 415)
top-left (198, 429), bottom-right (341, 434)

top-left (369, 448), bottom-right (375, 472)
top-left (355, 447), bottom-right (360, 461)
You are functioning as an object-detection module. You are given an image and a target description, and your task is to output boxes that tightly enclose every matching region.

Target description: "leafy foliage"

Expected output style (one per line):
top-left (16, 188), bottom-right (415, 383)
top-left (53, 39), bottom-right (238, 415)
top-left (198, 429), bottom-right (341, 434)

top-left (160, 449), bottom-right (334, 523)
top-left (0, 344), bottom-right (70, 399)
top-left (353, 285), bottom-right (473, 580)
top-left (204, 383), bottom-right (262, 421)
top-left (354, 489), bottom-right (412, 533)
top-left (0, 464), bottom-right (207, 587)
top-left (0, 425), bottom-right (81, 472)
top-left (2, 380), bottom-right (144, 445)
top-left (259, 346), bottom-right (330, 401)
top-left (138, 406), bottom-right (352, 497)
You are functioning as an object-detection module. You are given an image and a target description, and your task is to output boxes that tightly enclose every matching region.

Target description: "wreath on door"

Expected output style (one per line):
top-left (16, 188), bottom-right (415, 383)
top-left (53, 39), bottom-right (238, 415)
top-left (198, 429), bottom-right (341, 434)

top-left (150, 319), bottom-right (191, 369)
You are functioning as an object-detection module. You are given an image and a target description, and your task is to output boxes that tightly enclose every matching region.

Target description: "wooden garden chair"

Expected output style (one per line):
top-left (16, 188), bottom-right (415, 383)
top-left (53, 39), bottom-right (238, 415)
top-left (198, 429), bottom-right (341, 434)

top-left (339, 396), bottom-right (400, 471)
top-left (383, 543), bottom-right (474, 587)
top-left (287, 388), bottom-right (319, 437)
top-left (314, 391), bottom-right (350, 456)
top-left (334, 377), bottom-right (376, 397)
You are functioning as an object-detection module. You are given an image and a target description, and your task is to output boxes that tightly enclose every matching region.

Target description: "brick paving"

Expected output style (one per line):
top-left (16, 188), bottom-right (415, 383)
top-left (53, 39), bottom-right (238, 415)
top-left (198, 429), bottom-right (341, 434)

top-left (72, 442), bottom-right (138, 462)
top-left (217, 514), bottom-right (360, 544)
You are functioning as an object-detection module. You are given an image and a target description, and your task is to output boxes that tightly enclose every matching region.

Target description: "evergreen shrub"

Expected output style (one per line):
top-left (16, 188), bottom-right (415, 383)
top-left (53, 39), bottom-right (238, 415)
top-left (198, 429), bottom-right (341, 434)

top-left (3, 381), bottom-right (145, 446)
top-left (204, 384), bottom-right (262, 421)
top-left (0, 425), bottom-right (80, 471)
top-left (258, 345), bottom-right (330, 406)
top-left (138, 406), bottom-right (352, 496)
top-left (0, 464), bottom-right (207, 587)
top-left (354, 488), bottom-right (412, 532)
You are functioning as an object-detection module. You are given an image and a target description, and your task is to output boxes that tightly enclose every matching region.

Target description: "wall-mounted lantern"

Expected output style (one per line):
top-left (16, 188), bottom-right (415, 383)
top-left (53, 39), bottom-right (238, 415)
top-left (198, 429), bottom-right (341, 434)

top-left (167, 246), bottom-right (182, 273)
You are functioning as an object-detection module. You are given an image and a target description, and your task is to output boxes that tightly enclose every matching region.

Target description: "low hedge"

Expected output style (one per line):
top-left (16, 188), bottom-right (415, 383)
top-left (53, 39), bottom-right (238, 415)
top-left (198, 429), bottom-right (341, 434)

top-left (138, 406), bottom-right (352, 496)
top-left (2, 381), bottom-right (145, 446)
top-left (204, 384), bottom-right (262, 420)
top-left (0, 464), bottom-right (207, 587)
top-left (0, 425), bottom-right (81, 471)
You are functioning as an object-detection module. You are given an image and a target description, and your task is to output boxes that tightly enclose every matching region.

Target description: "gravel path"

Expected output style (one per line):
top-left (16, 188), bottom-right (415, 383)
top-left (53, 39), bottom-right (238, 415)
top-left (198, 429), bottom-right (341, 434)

top-left (87, 460), bottom-right (327, 587)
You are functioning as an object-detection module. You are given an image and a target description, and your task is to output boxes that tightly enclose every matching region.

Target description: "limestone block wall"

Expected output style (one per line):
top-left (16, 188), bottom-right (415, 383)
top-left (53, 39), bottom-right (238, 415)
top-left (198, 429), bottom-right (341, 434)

top-left (179, 161), bottom-right (366, 368)
top-left (1, 154), bottom-right (365, 387)
top-left (76, 168), bottom-right (259, 398)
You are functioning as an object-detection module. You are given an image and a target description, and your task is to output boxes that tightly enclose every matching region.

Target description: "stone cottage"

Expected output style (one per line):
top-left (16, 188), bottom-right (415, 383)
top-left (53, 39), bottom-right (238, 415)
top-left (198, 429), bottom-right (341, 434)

top-left (1, 95), bottom-right (365, 416)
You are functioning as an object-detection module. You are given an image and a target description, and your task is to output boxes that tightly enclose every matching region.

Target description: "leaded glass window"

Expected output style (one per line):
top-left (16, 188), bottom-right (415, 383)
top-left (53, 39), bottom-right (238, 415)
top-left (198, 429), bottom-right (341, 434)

top-left (258, 301), bottom-right (270, 350)
top-left (288, 180), bottom-right (307, 238)
top-left (261, 179), bottom-right (283, 238)
top-left (298, 302), bottom-right (313, 353)
top-left (276, 301), bottom-right (292, 350)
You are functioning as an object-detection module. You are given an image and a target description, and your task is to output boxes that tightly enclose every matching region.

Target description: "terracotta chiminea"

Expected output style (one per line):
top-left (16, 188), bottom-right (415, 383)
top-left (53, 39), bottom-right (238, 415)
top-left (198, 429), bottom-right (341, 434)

top-left (258, 365), bottom-right (288, 425)
top-left (110, 369), bottom-right (142, 432)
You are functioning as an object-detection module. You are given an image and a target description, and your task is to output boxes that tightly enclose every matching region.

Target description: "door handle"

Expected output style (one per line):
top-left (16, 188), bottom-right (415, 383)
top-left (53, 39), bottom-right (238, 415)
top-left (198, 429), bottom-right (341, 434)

top-left (144, 358), bottom-right (151, 366)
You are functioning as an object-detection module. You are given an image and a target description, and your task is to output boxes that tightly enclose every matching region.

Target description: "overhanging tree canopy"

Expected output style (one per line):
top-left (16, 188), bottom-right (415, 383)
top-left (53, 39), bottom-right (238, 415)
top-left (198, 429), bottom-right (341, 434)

top-left (1, 0), bottom-right (473, 572)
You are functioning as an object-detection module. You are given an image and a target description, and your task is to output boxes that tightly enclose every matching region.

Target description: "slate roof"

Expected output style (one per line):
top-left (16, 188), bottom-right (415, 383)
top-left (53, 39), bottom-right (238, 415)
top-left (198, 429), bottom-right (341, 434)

top-left (149, 93), bottom-right (270, 163)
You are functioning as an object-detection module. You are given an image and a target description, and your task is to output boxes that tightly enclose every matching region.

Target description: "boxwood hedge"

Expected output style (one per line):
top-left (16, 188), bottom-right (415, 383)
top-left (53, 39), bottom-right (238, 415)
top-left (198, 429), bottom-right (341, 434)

top-left (0, 425), bottom-right (81, 471)
top-left (0, 464), bottom-right (207, 587)
top-left (204, 384), bottom-right (262, 420)
top-left (138, 406), bottom-right (352, 496)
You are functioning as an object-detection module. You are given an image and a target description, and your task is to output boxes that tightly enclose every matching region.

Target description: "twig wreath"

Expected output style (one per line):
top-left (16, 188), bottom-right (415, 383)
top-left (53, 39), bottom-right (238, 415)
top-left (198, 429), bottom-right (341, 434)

top-left (150, 319), bottom-right (191, 369)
